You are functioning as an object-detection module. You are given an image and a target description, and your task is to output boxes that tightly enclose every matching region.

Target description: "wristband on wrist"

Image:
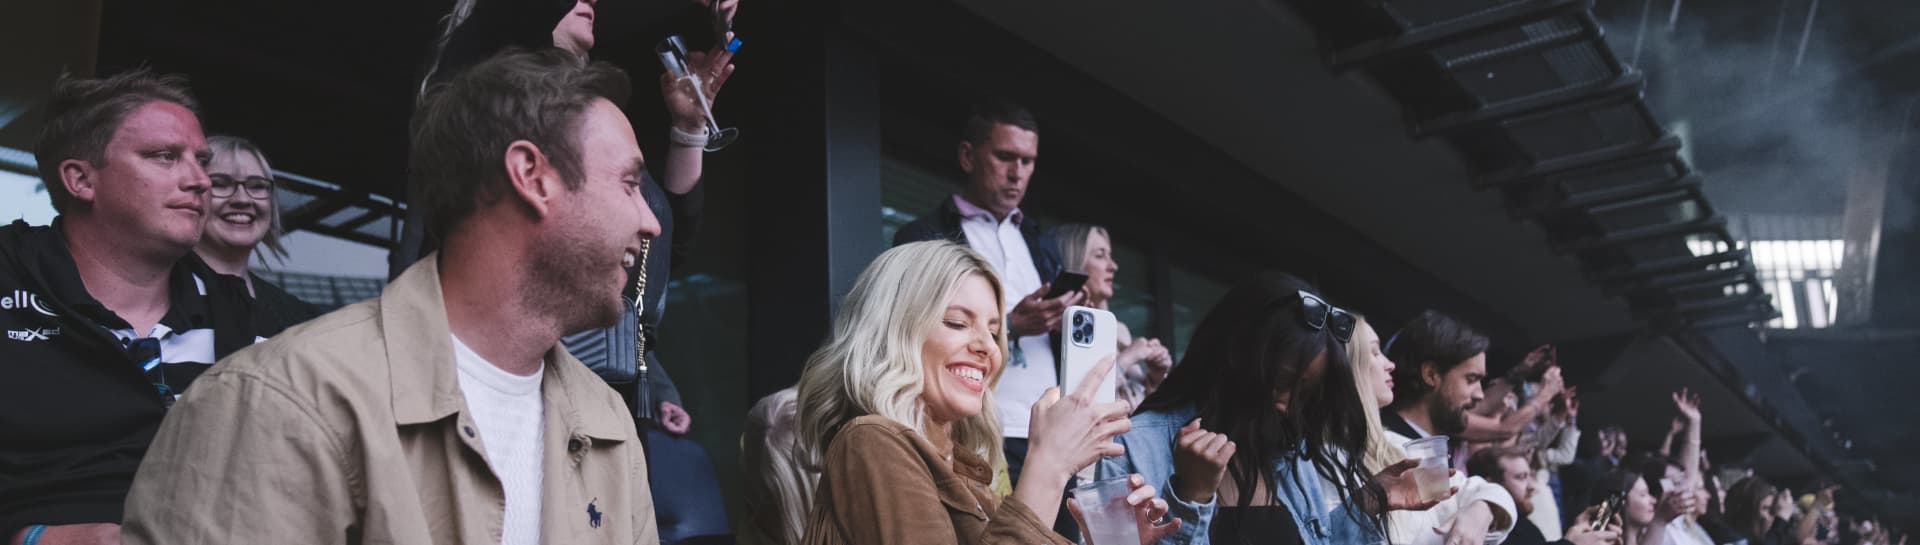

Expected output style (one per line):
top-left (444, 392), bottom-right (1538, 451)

top-left (20, 525), bottom-right (48, 545)
top-left (670, 126), bottom-right (709, 148)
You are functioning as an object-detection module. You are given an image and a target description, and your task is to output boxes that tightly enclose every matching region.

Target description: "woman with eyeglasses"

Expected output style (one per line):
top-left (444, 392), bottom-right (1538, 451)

top-left (1098, 273), bottom-right (1419, 544)
top-left (194, 135), bottom-right (319, 335)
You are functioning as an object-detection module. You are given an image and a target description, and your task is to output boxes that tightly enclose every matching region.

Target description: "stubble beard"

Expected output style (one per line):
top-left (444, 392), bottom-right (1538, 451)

top-left (524, 225), bottom-right (625, 335)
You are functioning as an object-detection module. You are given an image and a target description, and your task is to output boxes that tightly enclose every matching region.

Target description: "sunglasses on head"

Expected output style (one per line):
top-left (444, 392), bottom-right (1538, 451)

top-left (1296, 290), bottom-right (1355, 344)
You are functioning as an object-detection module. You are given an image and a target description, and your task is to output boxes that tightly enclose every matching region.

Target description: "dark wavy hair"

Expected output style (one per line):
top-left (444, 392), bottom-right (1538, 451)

top-left (1725, 476), bottom-right (1778, 539)
top-left (1384, 310), bottom-right (1490, 412)
top-left (1138, 272), bottom-right (1385, 532)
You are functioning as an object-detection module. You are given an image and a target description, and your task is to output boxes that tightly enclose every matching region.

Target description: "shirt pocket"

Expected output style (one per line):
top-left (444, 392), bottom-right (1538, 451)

top-left (935, 477), bottom-right (993, 524)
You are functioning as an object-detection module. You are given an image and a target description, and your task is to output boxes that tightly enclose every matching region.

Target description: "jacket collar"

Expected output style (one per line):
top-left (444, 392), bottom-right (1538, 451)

top-left (381, 255), bottom-right (629, 441)
top-left (1381, 409), bottom-right (1423, 440)
top-left (951, 195), bottom-right (1023, 226)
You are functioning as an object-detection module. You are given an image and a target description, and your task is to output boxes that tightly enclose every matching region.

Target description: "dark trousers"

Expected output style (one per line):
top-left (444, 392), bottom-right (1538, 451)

top-left (1004, 437), bottom-right (1082, 541)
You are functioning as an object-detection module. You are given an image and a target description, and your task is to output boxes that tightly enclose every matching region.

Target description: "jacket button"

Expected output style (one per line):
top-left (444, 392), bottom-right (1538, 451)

top-left (464, 426), bottom-right (476, 438)
top-left (568, 439), bottom-right (583, 453)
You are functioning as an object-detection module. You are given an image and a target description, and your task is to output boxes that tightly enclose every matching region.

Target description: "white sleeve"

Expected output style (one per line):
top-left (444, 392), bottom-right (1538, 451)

top-left (1544, 426), bottom-right (1581, 467)
top-left (1446, 475), bottom-right (1518, 544)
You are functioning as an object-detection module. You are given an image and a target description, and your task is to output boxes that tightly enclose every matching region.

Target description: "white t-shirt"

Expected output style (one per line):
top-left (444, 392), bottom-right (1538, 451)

top-left (952, 196), bottom-right (1055, 439)
top-left (453, 335), bottom-right (546, 545)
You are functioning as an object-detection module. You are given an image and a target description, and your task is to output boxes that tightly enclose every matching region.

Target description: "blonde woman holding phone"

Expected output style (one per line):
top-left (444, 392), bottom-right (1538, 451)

top-left (796, 241), bottom-right (1179, 544)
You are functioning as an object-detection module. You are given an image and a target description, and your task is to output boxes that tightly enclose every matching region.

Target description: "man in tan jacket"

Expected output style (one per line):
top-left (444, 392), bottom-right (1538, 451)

top-left (120, 48), bottom-right (662, 545)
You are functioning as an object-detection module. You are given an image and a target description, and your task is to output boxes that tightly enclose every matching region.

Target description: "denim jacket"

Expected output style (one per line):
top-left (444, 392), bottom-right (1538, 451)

top-left (1096, 404), bottom-right (1384, 545)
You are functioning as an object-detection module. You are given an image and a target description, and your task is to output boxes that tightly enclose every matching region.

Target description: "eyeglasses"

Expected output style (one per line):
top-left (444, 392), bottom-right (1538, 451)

top-left (1296, 290), bottom-right (1355, 344)
top-left (208, 174), bottom-right (274, 199)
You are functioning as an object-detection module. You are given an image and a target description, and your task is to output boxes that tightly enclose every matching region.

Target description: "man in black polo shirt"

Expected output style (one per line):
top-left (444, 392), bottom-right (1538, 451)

top-left (1, 70), bottom-right (255, 545)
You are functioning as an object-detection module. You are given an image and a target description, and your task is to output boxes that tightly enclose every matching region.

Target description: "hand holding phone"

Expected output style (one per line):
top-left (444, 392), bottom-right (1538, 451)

top-left (1060, 306), bottom-right (1117, 405)
top-left (1045, 272), bottom-right (1090, 300)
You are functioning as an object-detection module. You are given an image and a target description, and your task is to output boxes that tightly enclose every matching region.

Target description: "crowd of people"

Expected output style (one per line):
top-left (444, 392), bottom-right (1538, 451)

top-left (0, 1), bottom-right (1904, 545)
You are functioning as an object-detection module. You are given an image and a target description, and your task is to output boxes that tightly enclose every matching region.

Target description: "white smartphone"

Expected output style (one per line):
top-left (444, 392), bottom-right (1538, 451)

top-left (1059, 306), bottom-right (1117, 404)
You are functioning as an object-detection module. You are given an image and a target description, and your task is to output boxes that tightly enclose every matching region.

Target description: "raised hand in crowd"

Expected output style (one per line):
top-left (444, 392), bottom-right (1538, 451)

top-left (660, 31), bottom-right (737, 134)
top-left (1656, 487), bottom-right (1700, 524)
top-left (1554, 385), bottom-right (1580, 425)
top-left (1120, 337), bottom-right (1173, 394)
top-left (1537, 365), bottom-right (1566, 402)
top-left (1008, 283), bottom-right (1084, 338)
top-left (1512, 344), bottom-right (1553, 381)
top-left (1673, 388), bottom-right (1702, 424)
top-left (1169, 418), bottom-right (1234, 503)
top-left (698, 0), bottom-right (740, 23)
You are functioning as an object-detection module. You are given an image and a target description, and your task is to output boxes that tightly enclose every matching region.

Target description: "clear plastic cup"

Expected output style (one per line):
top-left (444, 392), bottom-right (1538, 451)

top-left (1071, 477), bottom-right (1142, 545)
top-left (1403, 435), bottom-right (1452, 503)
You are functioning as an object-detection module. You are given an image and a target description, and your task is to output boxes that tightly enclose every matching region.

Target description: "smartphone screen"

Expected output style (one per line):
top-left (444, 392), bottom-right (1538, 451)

top-left (1059, 306), bottom-right (1117, 404)
top-left (1045, 272), bottom-right (1090, 300)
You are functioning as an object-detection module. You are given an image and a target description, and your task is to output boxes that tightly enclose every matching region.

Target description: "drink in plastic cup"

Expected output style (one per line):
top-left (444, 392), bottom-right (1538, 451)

top-left (1403, 435), bottom-right (1452, 503)
top-left (1072, 477), bottom-right (1142, 545)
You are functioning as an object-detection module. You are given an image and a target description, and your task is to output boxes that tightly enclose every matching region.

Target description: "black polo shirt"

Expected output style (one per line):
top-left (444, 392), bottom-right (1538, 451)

top-left (0, 219), bottom-right (256, 537)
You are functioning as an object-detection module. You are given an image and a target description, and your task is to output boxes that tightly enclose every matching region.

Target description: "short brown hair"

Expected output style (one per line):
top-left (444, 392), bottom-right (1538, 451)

top-left (32, 69), bottom-right (199, 213)
top-left (962, 100), bottom-right (1038, 145)
top-left (408, 47), bottom-right (631, 239)
top-left (1466, 446), bottom-right (1529, 482)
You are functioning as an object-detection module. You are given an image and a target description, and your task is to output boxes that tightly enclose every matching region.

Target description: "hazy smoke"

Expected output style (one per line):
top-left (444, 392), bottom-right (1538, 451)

top-left (1600, 1), bottom-right (1903, 231)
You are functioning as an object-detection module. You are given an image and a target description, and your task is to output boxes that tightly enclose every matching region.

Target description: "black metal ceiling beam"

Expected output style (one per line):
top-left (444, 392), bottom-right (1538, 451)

top-left (1554, 216), bottom-right (1727, 254)
top-left (1328, 0), bottom-right (1592, 73)
top-left (1514, 174), bottom-right (1702, 220)
top-left (1591, 249), bottom-right (1750, 285)
top-left (1474, 136), bottom-right (1683, 188)
top-left (1439, 15), bottom-right (1596, 71)
top-left (1414, 72), bottom-right (1644, 138)
top-left (1606, 264), bottom-right (1757, 297)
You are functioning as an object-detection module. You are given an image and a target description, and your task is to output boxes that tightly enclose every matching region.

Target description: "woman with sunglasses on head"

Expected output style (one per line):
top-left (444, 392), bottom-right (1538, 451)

top-left (1098, 273), bottom-right (1424, 544)
top-left (193, 135), bottom-right (319, 335)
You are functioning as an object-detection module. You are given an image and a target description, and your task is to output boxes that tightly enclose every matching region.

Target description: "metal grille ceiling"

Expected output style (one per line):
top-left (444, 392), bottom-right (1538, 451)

top-left (1285, 0), bottom-right (1776, 332)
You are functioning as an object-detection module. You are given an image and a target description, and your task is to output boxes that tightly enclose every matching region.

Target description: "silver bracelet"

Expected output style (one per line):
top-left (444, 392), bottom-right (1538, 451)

top-left (669, 126), bottom-right (709, 148)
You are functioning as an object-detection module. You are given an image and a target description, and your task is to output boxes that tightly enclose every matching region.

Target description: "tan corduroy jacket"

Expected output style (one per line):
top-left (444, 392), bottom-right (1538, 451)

top-left (121, 257), bottom-right (658, 544)
top-left (801, 415), bottom-right (1072, 545)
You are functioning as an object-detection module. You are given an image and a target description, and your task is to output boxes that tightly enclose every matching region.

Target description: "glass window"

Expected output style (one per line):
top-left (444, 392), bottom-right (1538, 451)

top-left (880, 156), bottom-right (963, 245)
top-left (1107, 240), bottom-right (1155, 340)
top-left (1169, 266), bottom-right (1229, 361)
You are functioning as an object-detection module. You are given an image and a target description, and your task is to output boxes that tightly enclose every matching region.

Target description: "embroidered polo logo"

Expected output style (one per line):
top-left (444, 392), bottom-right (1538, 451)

top-left (6, 327), bottom-right (57, 342)
top-left (1, 290), bottom-right (56, 317)
top-left (587, 498), bottom-right (603, 528)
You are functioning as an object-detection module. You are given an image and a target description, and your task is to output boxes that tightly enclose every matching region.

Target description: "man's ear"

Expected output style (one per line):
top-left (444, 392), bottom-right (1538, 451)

top-left (957, 141), bottom-right (976, 175)
top-left (1421, 361), bottom-right (1444, 389)
top-left (503, 140), bottom-right (558, 218)
top-left (60, 159), bottom-right (96, 205)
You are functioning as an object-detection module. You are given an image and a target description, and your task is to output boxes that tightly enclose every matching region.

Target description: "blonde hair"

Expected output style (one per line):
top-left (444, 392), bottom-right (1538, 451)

top-left (796, 241), bottom-right (1010, 480)
top-left (1349, 316), bottom-right (1407, 473)
top-left (205, 135), bottom-right (289, 260)
top-left (1052, 223), bottom-right (1107, 275)
top-left (742, 388), bottom-right (814, 545)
